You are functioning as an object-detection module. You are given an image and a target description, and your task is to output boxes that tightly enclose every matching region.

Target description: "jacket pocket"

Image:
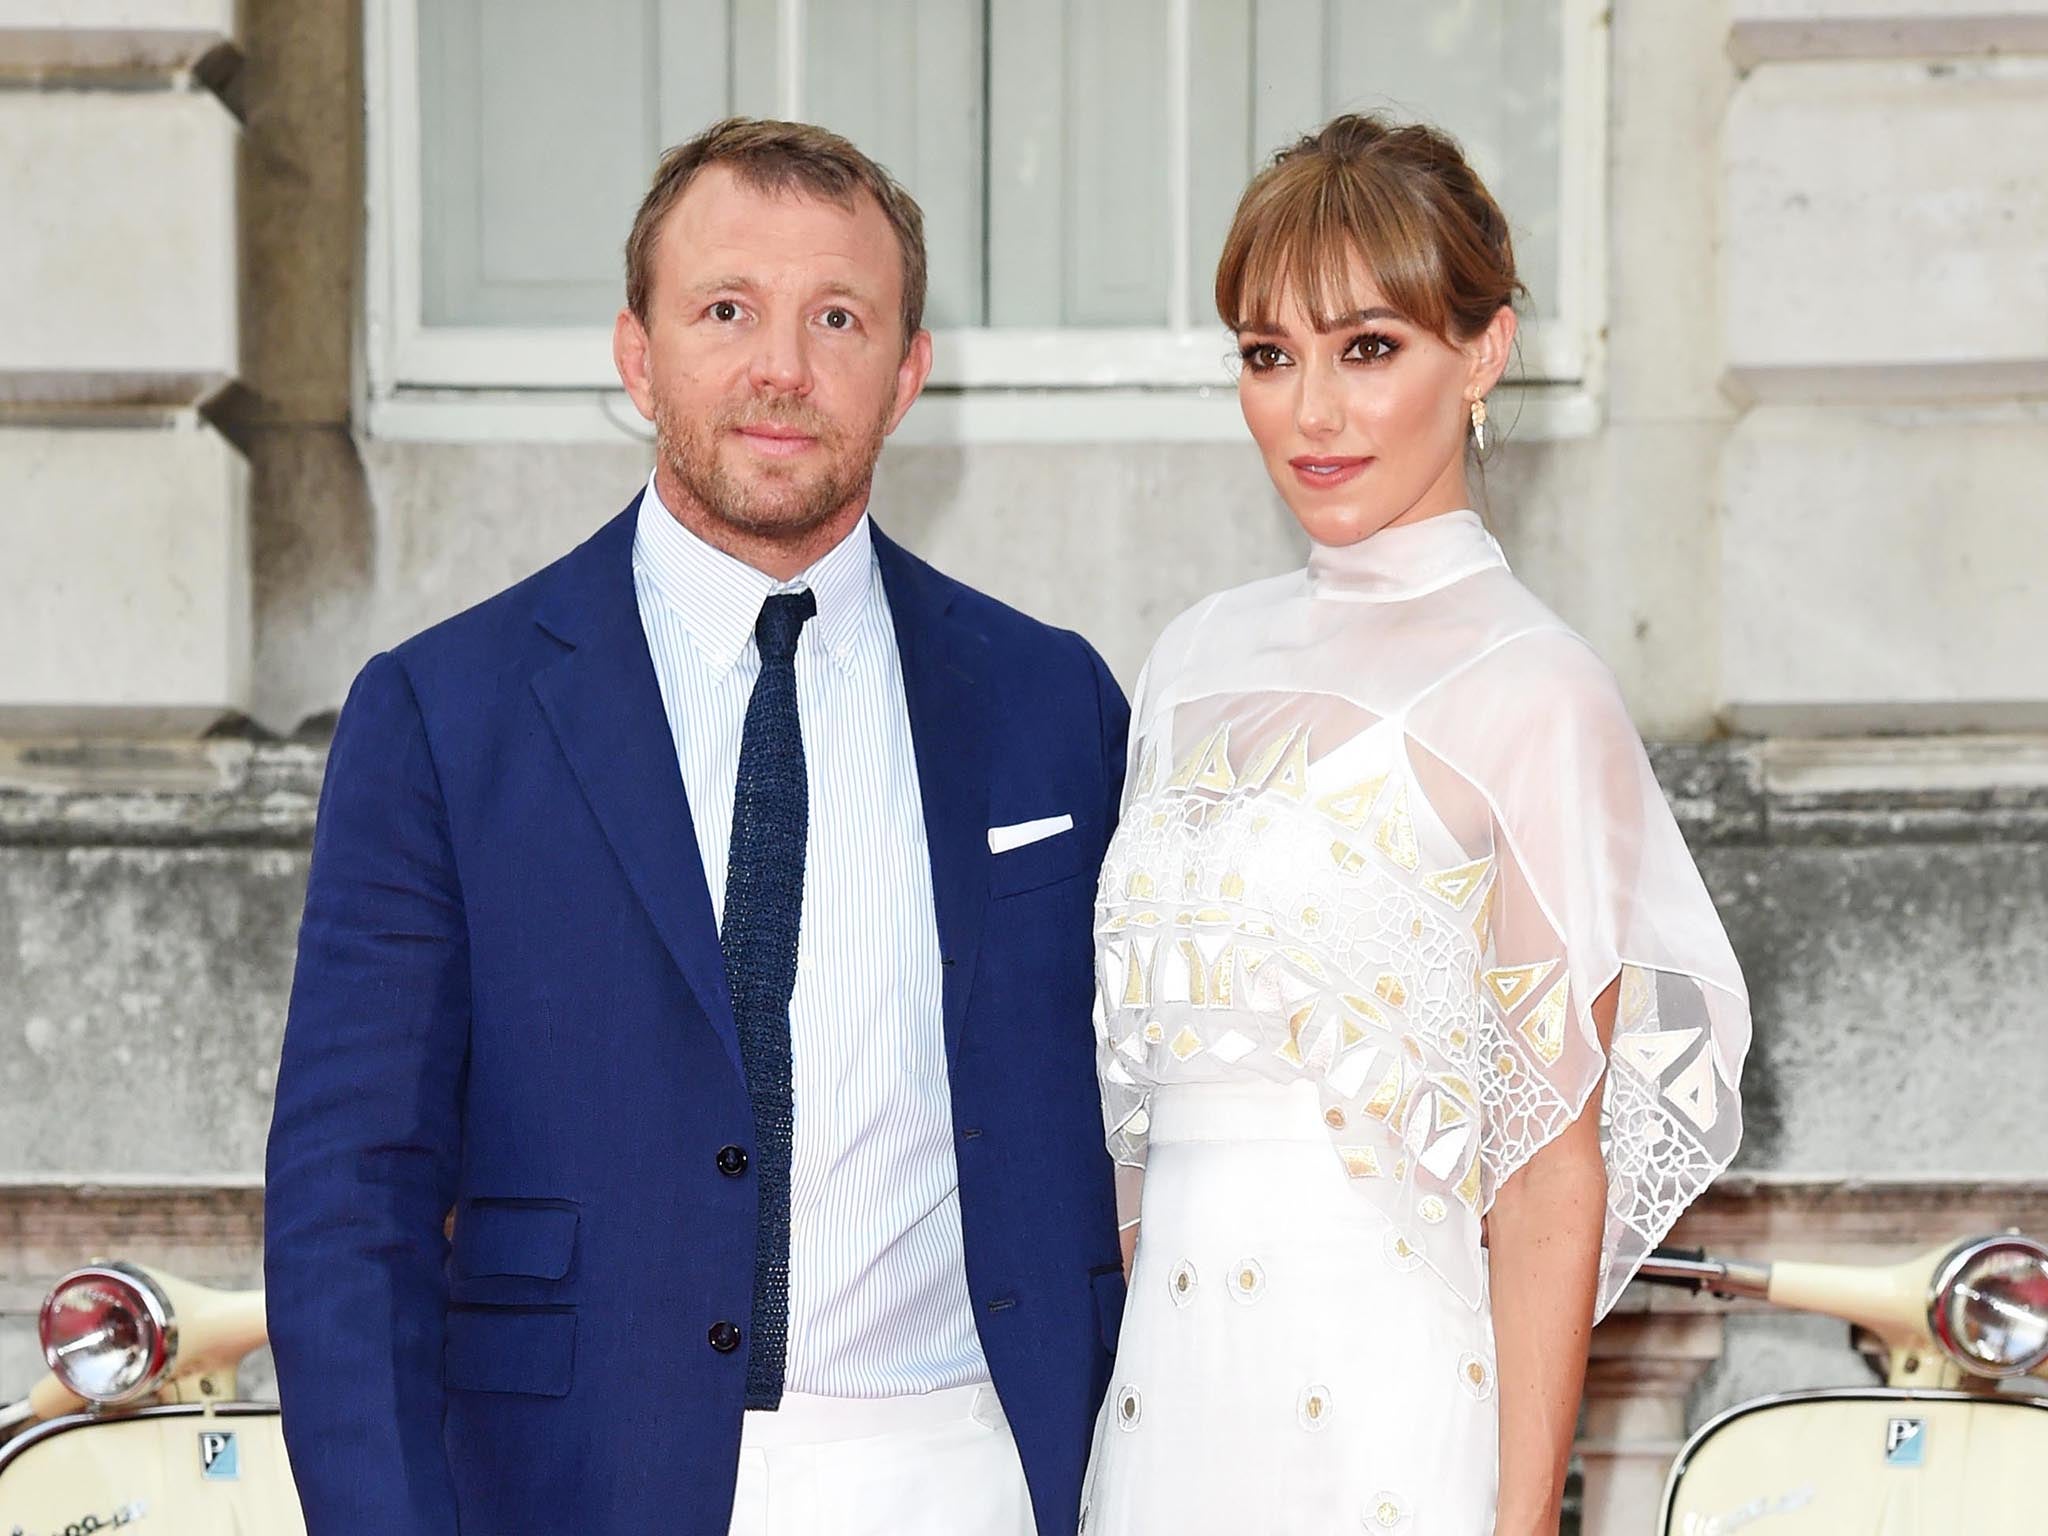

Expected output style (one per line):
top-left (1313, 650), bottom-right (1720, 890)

top-left (444, 1306), bottom-right (576, 1397)
top-left (990, 818), bottom-right (1097, 899)
top-left (451, 1198), bottom-right (579, 1280)
top-left (1089, 1265), bottom-right (1127, 1352)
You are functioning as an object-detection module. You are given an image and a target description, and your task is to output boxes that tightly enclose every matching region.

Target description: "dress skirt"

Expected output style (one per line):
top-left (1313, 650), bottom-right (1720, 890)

top-left (1079, 1080), bottom-right (1500, 1535)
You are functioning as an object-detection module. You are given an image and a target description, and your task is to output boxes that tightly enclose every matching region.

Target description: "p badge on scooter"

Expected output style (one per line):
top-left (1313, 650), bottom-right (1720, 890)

top-left (1884, 1417), bottom-right (1926, 1468)
top-left (200, 1429), bottom-right (240, 1480)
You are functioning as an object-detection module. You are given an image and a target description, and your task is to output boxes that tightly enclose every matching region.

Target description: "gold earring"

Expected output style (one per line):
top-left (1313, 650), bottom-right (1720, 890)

top-left (1469, 397), bottom-right (1488, 453)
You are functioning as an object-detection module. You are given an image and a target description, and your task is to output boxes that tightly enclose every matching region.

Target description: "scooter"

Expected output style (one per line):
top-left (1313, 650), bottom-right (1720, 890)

top-left (0, 1261), bottom-right (302, 1533)
top-left (1642, 1232), bottom-right (2048, 1535)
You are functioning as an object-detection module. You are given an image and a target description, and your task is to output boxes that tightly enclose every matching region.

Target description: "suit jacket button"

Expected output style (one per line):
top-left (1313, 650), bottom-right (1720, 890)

top-left (709, 1321), bottom-right (742, 1354)
top-left (716, 1144), bottom-right (749, 1177)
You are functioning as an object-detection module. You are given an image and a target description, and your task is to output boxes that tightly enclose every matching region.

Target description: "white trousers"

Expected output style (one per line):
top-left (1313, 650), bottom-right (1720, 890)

top-left (728, 1383), bottom-right (1038, 1536)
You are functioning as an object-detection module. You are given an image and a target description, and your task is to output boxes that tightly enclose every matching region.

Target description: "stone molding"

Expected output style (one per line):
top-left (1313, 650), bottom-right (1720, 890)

top-left (0, 1), bottom-right (239, 80)
top-left (1730, 1), bottom-right (2048, 67)
top-left (3, 735), bottom-right (2043, 849)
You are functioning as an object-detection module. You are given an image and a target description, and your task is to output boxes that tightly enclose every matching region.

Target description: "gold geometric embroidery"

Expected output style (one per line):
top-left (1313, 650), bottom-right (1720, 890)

top-left (1122, 939), bottom-right (1154, 1007)
top-left (1373, 782), bottom-right (1420, 871)
top-left (1219, 871), bottom-right (1245, 900)
top-left (1421, 857), bottom-right (1492, 910)
top-left (1433, 1095), bottom-right (1470, 1131)
top-left (1362, 1060), bottom-right (1404, 1121)
top-left (1316, 774), bottom-right (1386, 829)
top-left (1276, 1002), bottom-right (1315, 1067)
top-left (1300, 905), bottom-right (1323, 930)
top-left (1340, 1145), bottom-right (1382, 1178)
top-left (1494, 1051), bottom-right (1518, 1079)
top-left (1175, 939), bottom-right (1206, 1006)
top-left (1132, 742), bottom-right (1159, 799)
top-left (1165, 727), bottom-right (1212, 791)
top-left (1126, 870), bottom-right (1157, 900)
top-left (1471, 881), bottom-right (1497, 947)
top-left (1168, 1025), bottom-right (1205, 1061)
top-left (1666, 1045), bottom-right (1721, 1132)
top-left (1613, 1027), bottom-right (1702, 1081)
top-left (1191, 907), bottom-right (1231, 925)
top-left (1330, 840), bottom-right (1366, 875)
top-left (1265, 729), bottom-right (1312, 800)
top-left (1237, 726), bottom-right (1297, 792)
top-left (1375, 973), bottom-right (1408, 1008)
top-left (1454, 1151), bottom-right (1484, 1210)
top-left (1518, 975), bottom-right (1570, 1066)
top-left (1280, 947), bottom-right (1329, 982)
top-left (1209, 943), bottom-right (1235, 1008)
top-left (1190, 724), bottom-right (1236, 793)
top-left (1142, 1020), bottom-right (1165, 1043)
top-left (1483, 959), bottom-right (1558, 1013)
top-left (1324, 1106), bottom-right (1347, 1130)
top-left (1418, 1194), bottom-right (1448, 1225)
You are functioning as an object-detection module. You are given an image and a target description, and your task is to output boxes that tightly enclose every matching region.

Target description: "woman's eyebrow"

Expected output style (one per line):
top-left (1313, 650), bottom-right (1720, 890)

top-left (1316, 306), bottom-right (1402, 333)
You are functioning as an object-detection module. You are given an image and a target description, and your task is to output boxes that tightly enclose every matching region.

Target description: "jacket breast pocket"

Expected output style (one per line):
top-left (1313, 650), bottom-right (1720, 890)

top-left (451, 1197), bottom-right (579, 1280)
top-left (444, 1306), bottom-right (576, 1397)
top-left (989, 819), bottom-right (1097, 899)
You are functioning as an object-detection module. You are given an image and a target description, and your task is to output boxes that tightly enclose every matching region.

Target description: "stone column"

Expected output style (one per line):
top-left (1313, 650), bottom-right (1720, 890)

top-left (1577, 1312), bottom-right (1726, 1536)
top-left (0, 3), bottom-right (248, 736)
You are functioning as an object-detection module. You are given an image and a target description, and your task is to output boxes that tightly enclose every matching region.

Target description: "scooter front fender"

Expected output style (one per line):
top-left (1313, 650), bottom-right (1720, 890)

top-left (0, 1402), bottom-right (303, 1534)
top-left (1662, 1386), bottom-right (2048, 1536)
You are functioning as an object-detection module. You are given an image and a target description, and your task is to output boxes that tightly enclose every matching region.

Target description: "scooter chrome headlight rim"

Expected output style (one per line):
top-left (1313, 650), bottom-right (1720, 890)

top-left (37, 1263), bottom-right (178, 1408)
top-left (1927, 1234), bottom-right (2048, 1379)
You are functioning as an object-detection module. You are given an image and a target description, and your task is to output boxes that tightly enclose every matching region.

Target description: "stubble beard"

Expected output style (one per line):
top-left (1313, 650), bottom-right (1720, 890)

top-left (654, 390), bottom-right (893, 551)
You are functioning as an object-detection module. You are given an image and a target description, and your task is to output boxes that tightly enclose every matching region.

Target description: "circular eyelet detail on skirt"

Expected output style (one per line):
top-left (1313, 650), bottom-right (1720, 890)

top-left (1168, 1260), bottom-right (1198, 1307)
top-left (1229, 1258), bottom-right (1267, 1302)
top-left (1297, 1383), bottom-right (1334, 1432)
top-left (1418, 1194), bottom-right (1448, 1225)
top-left (1116, 1385), bottom-right (1142, 1430)
top-left (1364, 1491), bottom-right (1410, 1529)
top-left (1458, 1351), bottom-right (1495, 1401)
top-left (1381, 1228), bottom-right (1425, 1273)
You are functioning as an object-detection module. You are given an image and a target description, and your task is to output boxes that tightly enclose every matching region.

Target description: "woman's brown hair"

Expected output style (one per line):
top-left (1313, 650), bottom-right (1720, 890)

top-left (1215, 114), bottom-right (1524, 343)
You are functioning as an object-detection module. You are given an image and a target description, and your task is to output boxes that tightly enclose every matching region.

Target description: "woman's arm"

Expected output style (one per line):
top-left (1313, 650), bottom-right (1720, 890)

top-left (1486, 973), bottom-right (1619, 1535)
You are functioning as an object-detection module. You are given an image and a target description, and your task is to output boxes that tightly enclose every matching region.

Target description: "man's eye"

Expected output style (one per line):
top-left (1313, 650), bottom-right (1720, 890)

top-left (709, 300), bottom-right (740, 322)
top-left (822, 308), bottom-right (853, 330)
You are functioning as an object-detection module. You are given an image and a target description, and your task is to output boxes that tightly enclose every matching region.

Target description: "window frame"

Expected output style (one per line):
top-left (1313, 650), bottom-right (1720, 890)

top-left (361, 0), bottom-right (1609, 441)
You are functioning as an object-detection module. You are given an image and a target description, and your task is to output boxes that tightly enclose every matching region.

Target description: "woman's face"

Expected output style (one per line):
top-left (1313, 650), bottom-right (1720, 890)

top-left (1235, 259), bottom-right (1513, 546)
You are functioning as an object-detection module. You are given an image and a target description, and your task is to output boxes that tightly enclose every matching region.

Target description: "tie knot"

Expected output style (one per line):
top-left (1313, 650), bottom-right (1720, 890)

top-left (754, 589), bottom-right (817, 664)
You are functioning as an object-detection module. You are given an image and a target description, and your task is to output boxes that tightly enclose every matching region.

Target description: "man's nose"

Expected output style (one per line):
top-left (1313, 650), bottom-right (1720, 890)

top-left (748, 313), bottom-right (813, 396)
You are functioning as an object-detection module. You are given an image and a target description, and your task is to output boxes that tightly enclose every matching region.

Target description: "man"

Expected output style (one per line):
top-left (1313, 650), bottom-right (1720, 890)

top-left (264, 118), bottom-right (1128, 1536)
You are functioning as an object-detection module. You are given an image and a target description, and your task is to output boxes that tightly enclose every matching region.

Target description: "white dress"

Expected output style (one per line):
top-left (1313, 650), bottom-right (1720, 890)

top-left (1079, 511), bottom-right (1750, 1535)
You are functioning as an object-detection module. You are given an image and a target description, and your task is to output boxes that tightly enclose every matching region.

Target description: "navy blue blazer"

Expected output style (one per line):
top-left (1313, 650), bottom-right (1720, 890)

top-left (263, 498), bottom-right (1130, 1534)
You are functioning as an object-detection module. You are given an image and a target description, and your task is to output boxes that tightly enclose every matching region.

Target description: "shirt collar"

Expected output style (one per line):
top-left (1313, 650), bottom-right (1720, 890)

top-left (1305, 508), bottom-right (1508, 602)
top-left (633, 471), bottom-right (877, 674)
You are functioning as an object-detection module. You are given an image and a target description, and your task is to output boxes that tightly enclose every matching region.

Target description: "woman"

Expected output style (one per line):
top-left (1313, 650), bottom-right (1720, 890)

top-left (1080, 116), bottom-right (1750, 1534)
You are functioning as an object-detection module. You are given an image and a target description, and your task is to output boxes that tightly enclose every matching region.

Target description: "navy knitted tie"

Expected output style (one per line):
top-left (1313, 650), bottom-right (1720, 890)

top-left (722, 588), bottom-right (816, 1410)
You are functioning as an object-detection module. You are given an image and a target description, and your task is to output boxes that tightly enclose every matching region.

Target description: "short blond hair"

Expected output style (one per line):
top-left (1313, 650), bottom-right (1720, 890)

top-left (625, 117), bottom-right (928, 348)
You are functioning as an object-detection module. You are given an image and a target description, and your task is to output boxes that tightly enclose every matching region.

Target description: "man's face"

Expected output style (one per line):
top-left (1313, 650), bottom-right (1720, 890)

top-left (615, 165), bottom-right (931, 561)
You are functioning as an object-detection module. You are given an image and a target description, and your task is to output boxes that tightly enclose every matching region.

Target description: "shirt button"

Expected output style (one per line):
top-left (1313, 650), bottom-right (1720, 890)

top-left (716, 1144), bottom-right (749, 1177)
top-left (708, 1321), bottom-right (742, 1354)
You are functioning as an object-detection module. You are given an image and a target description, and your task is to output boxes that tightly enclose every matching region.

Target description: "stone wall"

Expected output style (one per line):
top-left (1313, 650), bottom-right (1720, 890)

top-left (4, 2), bottom-right (2047, 1531)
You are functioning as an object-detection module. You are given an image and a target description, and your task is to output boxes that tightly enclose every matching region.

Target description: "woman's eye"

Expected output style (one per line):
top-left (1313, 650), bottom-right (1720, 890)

top-left (1345, 333), bottom-right (1398, 363)
top-left (1240, 343), bottom-right (1288, 372)
top-left (709, 300), bottom-right (741, 323)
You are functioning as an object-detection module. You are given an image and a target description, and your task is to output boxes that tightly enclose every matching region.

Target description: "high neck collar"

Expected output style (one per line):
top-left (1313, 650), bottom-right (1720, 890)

top-left (1306, 509), bottom-right (1507, 602)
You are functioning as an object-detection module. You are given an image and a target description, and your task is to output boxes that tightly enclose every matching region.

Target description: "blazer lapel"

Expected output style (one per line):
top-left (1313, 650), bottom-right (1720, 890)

top-left (875, 529), bottom-right (991, 1066)
top-left (529, 500), bottom-right (742, 1080)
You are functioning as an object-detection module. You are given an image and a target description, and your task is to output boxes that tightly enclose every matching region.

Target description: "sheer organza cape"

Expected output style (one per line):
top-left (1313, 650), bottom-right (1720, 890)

top-left (1093, 511), bottom-right (1749, 1318)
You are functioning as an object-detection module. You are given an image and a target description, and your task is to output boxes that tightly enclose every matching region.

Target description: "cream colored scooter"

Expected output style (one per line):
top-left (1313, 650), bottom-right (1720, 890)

top-left (0, 1262), bottom-right (303, 1533)
top-left (1643, 1233), bottom-right (2048, 1535)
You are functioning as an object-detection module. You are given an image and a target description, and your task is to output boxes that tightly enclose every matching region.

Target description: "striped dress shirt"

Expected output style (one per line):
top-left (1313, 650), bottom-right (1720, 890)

top-left (631, 474), bottom-right (989, 1399)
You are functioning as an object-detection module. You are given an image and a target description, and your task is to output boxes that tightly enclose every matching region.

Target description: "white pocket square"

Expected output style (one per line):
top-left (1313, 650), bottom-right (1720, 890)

top-left (987, 814), bottom-right (1074, 854)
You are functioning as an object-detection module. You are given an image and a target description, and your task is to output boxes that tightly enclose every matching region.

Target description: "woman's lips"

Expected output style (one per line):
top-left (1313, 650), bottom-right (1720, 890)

top-left (1288, 455), bottom-right (1373, 489)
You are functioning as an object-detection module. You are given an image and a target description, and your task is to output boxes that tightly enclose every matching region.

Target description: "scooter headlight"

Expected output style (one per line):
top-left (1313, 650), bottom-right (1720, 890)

top-left (1928, 1235), bottom-right (2048, 1378)
top-left (37, 1264), bottom-right (176, 1406)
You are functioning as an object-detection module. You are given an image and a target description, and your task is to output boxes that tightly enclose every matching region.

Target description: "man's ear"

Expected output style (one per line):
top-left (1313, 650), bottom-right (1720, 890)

top-left (614, 306), bottom-right (657, 422)
top-left (885, 329), bottom-right (935, 436)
